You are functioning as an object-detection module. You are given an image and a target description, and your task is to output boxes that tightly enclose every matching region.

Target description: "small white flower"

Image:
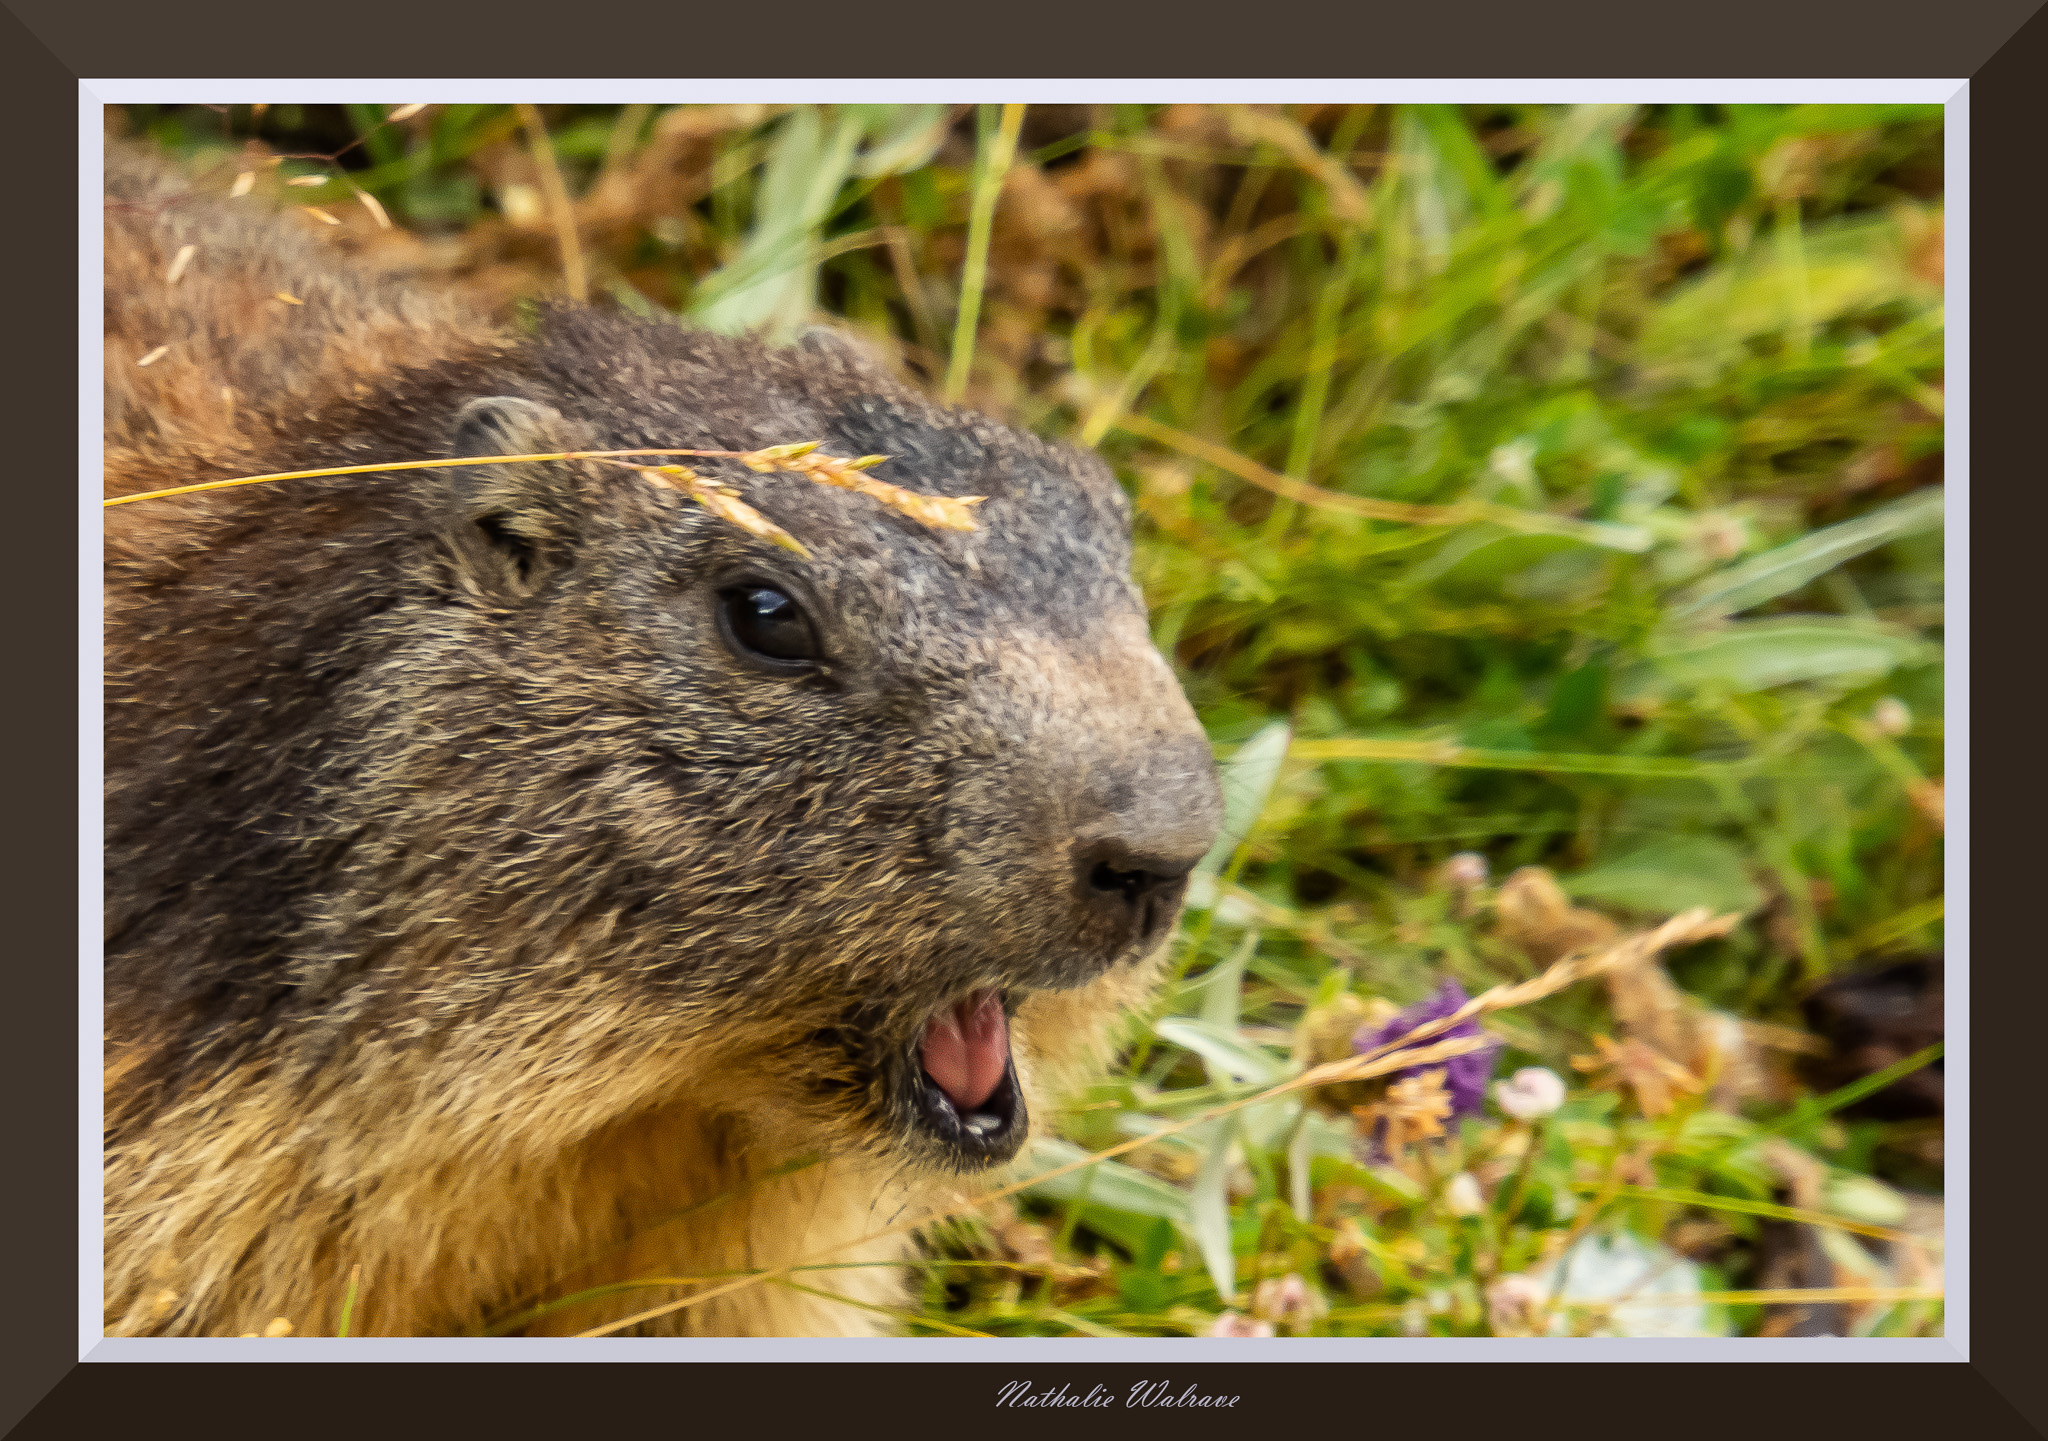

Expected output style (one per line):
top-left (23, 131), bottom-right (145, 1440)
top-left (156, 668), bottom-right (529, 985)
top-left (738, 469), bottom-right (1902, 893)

top-left (1205, 1311), bottom-right (1275, 1338)
top-left (1486, 1273), bottom-right (1549, 1336)
top-left (1696, 513), bottom-right (1749, 563)
top-left (1872, 697), bottom-right (1912, 737)
top-left (1494, 1066), bottom-right (1568, 1120)
top-left (498, 181), bottom-right (546, 228)
top-left (1251, 1272), bottom-right (1322, 1329)
top-left (1443, 1171), bottom-right (1485, 1218)
top-left (1400, 1298), bottom-right (1430, 1336)
top-left (1488, 438), bottom-right (1539, 495)
top-left (1443, 851), bottom-right (1489, 890)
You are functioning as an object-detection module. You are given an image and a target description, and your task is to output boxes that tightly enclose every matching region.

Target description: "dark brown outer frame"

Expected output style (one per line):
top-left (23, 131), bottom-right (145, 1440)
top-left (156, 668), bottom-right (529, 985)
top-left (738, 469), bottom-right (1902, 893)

top-left (7, 0), bottom-right (2037, 1433)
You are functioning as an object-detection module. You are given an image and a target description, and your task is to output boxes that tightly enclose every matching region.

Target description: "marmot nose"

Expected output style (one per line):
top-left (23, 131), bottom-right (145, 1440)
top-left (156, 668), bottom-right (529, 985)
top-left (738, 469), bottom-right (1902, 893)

top-left (1069, 748), bottom-right (1221, 944)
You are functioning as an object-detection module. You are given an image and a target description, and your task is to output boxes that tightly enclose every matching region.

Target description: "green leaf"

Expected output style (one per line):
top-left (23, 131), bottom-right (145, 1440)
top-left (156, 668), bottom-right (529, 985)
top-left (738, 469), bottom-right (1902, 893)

top-left (1196, 721), bottom-right (1291, 875)
top-left (1671, 487), bottom-right (1945, 621)
top-left (1640, 214), bottom-right (1929, 378)
top-left (1152, 1016), bottom-right (1284, 1086)
top-left (1413, 104), bottom-right (1511, 222)
top-left (850, 104), bottom-right (950, 177)
top-left (1015, 1136), bottom-right (1189, 1224)
top-left (1286, 1109), bottom-right (1313, 1220)
top-left (1531, 1231), bottom-right (1725, 1338)
top-left (1187, 1117), bottom-right (1240, 1302)
top-left (693, 109), bottom-right (863, 339)
top-left (1179, 871), bottom-right (1259, 925)
top-left (1565, 834), bottom-right (1763, 917)
top-left (1824, 1174), bottom-right (1910, 1227)
top-left (1193, 930), bottom-right (1256, 1031)
top-left (1118, 1263), bottom-right (1167, 1315)
top-left (1638, 617), bottom-right (1931, 695)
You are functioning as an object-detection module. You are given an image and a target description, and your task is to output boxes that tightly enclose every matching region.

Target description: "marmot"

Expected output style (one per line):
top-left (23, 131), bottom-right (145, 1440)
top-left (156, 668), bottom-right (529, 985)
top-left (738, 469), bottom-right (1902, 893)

top-left (102, 141), bottom-right (1223, 1337)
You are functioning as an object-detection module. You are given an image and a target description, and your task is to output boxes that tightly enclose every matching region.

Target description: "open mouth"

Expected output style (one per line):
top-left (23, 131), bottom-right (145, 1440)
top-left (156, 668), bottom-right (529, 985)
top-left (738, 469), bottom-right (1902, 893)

top-left (911, 988), bottom-right (1027, 1165)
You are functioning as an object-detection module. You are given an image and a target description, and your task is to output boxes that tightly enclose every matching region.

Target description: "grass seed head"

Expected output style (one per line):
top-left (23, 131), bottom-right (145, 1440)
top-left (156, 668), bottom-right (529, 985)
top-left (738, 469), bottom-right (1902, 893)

top-left (632, 462), bottom-right (811, 558)
top-left (736, 444), bottom-right (985, 533)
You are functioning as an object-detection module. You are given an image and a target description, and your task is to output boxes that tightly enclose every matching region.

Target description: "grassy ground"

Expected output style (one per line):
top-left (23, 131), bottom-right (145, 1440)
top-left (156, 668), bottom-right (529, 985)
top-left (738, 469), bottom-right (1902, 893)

top-left (123, 101), bottom-right (1946, 1338)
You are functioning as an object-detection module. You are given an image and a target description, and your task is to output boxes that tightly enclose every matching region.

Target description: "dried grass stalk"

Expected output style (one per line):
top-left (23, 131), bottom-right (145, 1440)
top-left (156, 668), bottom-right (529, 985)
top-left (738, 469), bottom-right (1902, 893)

top-left (103, 444), bottom-right (984, 551)
top-left (573, 905), bottom-right (1741, 1336)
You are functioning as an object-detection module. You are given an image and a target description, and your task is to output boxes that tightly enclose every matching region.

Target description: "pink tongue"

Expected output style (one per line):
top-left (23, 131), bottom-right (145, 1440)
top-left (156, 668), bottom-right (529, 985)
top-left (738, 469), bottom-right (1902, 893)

top-left (919, 990), bottom-right (1009, 1113)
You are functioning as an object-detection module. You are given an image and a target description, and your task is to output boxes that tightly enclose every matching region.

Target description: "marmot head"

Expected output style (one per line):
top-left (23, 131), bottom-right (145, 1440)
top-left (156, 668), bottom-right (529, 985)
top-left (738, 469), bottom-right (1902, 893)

top-left (275, 313), bottom-right (1223, 1177)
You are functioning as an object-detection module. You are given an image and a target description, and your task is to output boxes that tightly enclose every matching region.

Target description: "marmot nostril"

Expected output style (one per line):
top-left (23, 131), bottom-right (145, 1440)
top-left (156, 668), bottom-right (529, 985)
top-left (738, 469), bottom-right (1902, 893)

top-left (1078, 841), bottom-right (1200, 906)
top-left (1088, 859), bottom-right (1153, 902)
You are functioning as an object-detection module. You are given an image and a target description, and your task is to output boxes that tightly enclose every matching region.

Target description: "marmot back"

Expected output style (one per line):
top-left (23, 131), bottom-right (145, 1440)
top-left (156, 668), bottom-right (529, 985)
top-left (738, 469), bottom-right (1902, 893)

top-left (102, 142), bottom-right (1223, 1338)
top-left (104, 143), bottom-right (491, 493)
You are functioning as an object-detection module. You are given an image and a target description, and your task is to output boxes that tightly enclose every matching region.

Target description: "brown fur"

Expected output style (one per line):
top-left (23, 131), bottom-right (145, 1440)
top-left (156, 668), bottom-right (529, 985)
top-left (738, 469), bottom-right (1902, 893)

top-left (102, 142), bottom-right (1221, 1338)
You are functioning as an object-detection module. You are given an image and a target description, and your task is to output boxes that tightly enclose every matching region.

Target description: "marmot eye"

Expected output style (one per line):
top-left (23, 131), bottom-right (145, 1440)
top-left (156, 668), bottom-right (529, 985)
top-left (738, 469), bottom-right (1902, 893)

top-left (717, 584), bottom-right (822, 669)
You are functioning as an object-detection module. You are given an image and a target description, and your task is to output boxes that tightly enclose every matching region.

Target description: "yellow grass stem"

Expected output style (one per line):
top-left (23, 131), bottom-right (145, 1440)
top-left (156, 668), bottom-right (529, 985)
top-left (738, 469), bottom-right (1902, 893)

top-left (1847, 895), bottom-right (1944, 955)
top-left (481, 1152), bottom-right (828, 1334)
top-left (944, 104), bottom-right (1025, 403)
top-left (1564, 1286), bottom-right (1942, 1310)
top-left (105, 449), bottom-right (756, 507)
top-left (1592, 1185), bottom-right (1925, 1245)
top-left (486, 1256), bottom-right (1116, 1335)
top-left (771, 1278), bottom-right (994, 1337)
top-left (1290, 737), bottom-right (1756, 781)
top-left (335, 1264), bottom-right (362, 1338)
top-left (516, 103), bottom-right (588, 303)
top-left (1114, 411), bottom-right (1651, 550)
top-left (103, 447), bottom-right (952, 521)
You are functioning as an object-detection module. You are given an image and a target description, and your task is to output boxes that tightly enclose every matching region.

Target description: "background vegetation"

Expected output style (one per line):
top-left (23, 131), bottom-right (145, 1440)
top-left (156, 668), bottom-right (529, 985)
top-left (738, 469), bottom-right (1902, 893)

top-left (121, 101), bottom-right (1946, 1338)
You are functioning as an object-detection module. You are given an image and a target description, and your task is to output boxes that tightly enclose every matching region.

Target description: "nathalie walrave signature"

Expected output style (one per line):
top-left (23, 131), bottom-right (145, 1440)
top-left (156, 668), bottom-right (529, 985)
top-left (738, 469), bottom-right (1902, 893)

top-left (996, 1380), bottom-right (1240, 1410)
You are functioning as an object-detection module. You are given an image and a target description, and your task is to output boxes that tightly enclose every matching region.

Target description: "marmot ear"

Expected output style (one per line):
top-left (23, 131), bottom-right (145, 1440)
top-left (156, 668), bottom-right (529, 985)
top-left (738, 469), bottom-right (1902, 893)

top-left (793, 324), bottom-right (896, 383)
top-left (443, 395), bottom-right (585, 599)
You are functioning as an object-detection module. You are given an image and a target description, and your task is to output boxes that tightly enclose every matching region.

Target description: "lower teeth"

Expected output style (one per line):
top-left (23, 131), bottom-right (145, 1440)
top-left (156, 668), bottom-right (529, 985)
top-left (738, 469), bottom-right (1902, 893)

top-left (965, 1113), bottom-right (1001, 1135)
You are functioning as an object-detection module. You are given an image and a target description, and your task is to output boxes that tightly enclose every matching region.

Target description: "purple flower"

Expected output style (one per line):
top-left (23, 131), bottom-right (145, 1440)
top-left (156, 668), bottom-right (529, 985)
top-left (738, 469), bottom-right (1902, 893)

top-left (1351, 980), bottom-right (1500, 1159)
